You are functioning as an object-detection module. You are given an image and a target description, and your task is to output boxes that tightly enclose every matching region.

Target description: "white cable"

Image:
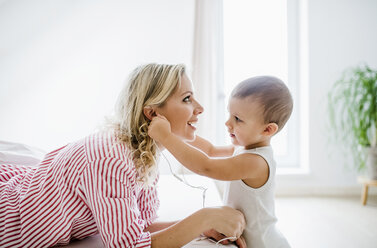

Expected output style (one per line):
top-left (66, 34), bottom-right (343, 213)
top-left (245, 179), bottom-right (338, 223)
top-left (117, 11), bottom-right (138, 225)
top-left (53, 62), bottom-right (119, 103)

top-left (194, 235), bottom-right (238, 247)
top-left (156, 147), bottom-right (241, 246)
top-left (159, 148), bottom-right (208, 208)
top-left (215, 236), bottom-right (237, 246)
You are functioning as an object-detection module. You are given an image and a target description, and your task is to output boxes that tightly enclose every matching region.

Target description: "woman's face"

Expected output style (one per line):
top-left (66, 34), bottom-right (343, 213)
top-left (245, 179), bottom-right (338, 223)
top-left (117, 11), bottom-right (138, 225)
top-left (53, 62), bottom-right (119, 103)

top-left (156, 73), bottom-right (203, 141)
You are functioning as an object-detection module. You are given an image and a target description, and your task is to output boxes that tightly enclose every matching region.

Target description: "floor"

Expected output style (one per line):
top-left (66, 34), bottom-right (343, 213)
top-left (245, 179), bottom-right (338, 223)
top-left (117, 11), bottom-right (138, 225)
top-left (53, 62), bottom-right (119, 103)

top-left (275, 195), bottom-right (377, 248)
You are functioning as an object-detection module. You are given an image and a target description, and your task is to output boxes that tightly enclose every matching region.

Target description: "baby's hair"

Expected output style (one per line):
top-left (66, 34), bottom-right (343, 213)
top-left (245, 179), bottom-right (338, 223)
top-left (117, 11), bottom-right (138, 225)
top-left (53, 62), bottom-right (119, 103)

top-left (231, 76), bottom-right (293, 133)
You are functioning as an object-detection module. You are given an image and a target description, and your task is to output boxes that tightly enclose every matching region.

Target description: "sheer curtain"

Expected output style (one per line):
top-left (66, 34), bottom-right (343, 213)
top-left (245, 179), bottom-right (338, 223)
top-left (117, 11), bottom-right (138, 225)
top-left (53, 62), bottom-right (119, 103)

top-left (189, 0), bottom-right (226, 191)
top-left (191, 0), bottom-right (225, 145)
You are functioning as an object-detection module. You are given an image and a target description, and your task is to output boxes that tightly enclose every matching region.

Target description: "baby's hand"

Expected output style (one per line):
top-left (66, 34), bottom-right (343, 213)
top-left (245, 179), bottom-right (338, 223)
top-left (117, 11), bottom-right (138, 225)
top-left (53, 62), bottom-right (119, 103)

top-left (148, 114), bottom-right (172, 142)
top-left (203, 229), bottom-right (230, 245)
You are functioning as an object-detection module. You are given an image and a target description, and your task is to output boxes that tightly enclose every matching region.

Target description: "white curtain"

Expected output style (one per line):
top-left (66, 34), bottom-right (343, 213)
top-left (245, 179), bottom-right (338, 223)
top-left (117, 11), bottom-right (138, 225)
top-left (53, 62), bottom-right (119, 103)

top-left (191, 0), bottom-right (225, 145)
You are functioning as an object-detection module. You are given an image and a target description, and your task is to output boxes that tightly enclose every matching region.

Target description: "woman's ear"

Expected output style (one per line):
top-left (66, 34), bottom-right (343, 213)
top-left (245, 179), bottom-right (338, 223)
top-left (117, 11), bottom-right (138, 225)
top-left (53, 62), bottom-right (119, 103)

top-left (263, 123), bottom-right (279, 137)
top-left (143, 106), bottom-right (157, 120)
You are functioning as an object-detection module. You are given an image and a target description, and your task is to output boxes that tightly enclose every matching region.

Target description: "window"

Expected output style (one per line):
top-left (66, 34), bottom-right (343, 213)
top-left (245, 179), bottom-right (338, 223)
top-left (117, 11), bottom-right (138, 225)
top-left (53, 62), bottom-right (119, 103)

top-left (222, 0), bottom-right (300, 168)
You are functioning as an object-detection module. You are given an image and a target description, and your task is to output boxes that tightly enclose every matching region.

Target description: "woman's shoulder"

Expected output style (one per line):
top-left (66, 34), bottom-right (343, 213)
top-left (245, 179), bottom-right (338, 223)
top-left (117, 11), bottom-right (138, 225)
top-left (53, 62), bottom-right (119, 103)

top-left (84, 131), bottom-right (131, 163)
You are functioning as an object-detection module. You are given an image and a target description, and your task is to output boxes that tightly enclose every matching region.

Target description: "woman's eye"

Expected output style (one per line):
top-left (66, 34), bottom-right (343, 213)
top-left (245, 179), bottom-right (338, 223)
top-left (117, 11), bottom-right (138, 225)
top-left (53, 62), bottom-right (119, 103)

top-left (235, 116), bottom-right (241, 122)
top-left (183, 96), bottom-right (191, 102)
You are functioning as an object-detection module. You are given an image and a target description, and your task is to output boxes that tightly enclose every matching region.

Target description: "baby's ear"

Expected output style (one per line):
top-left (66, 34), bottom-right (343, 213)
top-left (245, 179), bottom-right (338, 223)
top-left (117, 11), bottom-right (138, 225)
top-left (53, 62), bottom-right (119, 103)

top-left (263, 123), bottom-right (279, 136)
top-left (143, 106), bottom-right (157, 120)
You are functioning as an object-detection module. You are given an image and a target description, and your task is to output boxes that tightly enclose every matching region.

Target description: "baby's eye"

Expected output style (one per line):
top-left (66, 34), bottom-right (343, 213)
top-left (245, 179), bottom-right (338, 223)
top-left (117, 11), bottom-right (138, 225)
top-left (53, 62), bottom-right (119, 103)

top-left (183, 96), bottom-right (191, 102)
top-left (235, 116), bottom-right (242, 122)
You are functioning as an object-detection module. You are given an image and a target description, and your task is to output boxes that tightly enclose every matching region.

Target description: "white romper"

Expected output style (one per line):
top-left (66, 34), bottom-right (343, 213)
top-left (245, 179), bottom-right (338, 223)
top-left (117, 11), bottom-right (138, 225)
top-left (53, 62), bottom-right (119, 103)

top-left (223, 146), bottom-right (290, 248)
top-left (183, 146), bottom-right (290, 248)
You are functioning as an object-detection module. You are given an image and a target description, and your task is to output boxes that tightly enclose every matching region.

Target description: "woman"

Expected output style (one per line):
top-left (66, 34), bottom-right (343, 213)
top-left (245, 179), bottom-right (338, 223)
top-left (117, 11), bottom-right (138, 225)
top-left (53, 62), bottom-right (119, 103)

top-left (0, 63), bottom-right (245, 248)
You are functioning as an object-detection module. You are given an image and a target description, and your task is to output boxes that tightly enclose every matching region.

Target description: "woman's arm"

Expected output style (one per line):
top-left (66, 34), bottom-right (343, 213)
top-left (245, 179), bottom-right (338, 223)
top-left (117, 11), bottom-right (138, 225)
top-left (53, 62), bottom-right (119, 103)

top-left (188, 135), bottom-right (235, 157)
top-left (84, 157), bottom-right (245, 248)
top-left (144, 221), bottom-right (177, 233)
top-left (150, 207), bottom-right (245, 248)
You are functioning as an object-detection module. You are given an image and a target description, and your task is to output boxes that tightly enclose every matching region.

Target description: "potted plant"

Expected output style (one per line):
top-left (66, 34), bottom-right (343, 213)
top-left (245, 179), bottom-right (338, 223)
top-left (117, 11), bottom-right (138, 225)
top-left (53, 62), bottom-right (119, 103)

top-left (328, 64), bottom-right (377, 179)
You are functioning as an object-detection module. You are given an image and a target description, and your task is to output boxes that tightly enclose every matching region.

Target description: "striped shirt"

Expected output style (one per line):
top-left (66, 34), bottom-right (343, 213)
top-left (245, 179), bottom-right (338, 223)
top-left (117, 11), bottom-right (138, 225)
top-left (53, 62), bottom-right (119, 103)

top-left (0, 132), bottom-right (159, 248)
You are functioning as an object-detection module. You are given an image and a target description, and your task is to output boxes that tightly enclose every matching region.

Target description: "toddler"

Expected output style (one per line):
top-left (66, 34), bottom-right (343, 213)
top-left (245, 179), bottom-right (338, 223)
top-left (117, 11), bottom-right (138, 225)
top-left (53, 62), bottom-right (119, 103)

top-left (148, 76), bottom-right (292, 248)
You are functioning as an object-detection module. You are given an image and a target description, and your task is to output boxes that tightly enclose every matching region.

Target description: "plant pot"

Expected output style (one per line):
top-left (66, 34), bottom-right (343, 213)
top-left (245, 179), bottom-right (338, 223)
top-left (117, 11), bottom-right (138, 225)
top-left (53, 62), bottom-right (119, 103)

top-left (366, 147), bottom-right (377, 180)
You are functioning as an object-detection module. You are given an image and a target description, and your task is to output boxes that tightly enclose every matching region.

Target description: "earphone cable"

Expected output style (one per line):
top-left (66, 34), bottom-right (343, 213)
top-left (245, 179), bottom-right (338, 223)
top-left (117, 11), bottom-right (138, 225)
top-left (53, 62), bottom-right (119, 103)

top-left (158, 148), bottom-right (208, 208)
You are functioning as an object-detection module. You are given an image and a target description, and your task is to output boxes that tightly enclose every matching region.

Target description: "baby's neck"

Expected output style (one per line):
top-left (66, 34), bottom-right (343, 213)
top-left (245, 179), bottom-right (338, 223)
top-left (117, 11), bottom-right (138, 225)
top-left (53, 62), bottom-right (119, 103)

top-left (244, 139), bottom-right (270, 150)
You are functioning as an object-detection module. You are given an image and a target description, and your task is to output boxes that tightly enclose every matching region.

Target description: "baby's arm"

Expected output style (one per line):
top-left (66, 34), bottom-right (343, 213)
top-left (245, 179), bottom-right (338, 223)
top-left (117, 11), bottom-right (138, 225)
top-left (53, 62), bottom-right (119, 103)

top-left (188, 135), bottom-right (235, 157)
top-left (148, 115), bottom-right (267, 181)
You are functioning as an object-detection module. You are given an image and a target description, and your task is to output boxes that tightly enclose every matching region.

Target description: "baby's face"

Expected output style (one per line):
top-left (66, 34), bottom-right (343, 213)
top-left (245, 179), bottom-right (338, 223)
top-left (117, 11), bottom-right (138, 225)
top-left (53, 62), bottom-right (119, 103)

top-left (225, 97), bottom-right (269, 149)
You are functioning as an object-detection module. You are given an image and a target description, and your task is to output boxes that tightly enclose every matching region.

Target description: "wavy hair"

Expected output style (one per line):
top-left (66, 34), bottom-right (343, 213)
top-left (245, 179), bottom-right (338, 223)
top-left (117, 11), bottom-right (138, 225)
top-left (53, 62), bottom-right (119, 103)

top-left (111, 63), bottom-right (185, 185)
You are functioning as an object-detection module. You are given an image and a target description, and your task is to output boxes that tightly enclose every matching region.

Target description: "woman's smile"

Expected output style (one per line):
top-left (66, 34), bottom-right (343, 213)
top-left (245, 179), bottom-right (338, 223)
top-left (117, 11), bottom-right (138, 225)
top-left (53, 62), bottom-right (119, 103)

top-left (187, 119), bottom-right (198, 130)
top-left (156, 73), bottom-right (203, 141)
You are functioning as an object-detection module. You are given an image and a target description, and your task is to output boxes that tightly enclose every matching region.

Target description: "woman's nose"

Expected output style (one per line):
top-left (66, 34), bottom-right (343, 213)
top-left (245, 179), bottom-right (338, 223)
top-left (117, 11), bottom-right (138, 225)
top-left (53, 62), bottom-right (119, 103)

top-left (194, 100), bottom-right (204, 115)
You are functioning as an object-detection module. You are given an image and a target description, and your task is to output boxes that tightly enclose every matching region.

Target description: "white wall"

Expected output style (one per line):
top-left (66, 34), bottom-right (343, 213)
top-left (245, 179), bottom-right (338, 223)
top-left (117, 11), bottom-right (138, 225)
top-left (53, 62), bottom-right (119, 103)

top-left (0, 0), bottom-right (194, 151)
top-left (1, 0), bottom-right (377, 195)
top-left (277, 0), bottom-right (377, 195)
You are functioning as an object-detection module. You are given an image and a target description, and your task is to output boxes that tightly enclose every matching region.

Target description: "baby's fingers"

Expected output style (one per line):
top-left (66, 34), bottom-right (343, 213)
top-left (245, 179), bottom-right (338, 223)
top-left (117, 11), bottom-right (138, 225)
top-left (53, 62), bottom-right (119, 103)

top-left (155, 113), bottom-right (168, 121)
top-left (204, 230), bottom-right (229, 244)
top-left (235, 236), bottom-right (247, 248)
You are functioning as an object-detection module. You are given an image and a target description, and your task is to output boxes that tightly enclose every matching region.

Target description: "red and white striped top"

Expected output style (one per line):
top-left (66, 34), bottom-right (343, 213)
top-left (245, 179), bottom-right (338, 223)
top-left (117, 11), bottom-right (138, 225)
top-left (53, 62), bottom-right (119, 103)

top-left (0, 132), bottom-right (159, 248)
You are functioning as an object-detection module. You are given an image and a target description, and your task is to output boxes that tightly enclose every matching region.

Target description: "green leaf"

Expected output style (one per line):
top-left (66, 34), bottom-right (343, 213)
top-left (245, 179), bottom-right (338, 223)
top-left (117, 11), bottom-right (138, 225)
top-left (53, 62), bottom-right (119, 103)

top-left (328, 64), bottom-right (377, 170)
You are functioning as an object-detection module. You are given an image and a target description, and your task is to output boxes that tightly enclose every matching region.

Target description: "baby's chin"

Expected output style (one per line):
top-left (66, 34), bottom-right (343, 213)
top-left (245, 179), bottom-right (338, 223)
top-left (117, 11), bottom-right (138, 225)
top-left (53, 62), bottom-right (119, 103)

top-left (230, 139), bottom-right (240, 146)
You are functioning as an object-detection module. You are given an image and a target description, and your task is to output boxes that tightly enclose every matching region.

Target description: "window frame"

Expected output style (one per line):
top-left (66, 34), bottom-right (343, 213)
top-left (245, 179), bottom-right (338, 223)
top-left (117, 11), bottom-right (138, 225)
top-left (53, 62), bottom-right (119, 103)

top-left (219, 0), bottom-right (304, 170)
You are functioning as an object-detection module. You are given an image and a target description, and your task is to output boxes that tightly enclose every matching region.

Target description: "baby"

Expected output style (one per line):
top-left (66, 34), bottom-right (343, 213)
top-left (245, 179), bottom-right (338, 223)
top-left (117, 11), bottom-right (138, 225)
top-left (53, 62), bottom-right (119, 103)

top-left (149, 76), bottom-right (292, 247)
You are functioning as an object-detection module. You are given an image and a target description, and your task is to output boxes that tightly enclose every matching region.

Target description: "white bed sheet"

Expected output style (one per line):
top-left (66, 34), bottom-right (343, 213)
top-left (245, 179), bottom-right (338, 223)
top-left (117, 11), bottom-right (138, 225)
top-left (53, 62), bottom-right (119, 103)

top-left (0, 140), bottom-right (46, 166)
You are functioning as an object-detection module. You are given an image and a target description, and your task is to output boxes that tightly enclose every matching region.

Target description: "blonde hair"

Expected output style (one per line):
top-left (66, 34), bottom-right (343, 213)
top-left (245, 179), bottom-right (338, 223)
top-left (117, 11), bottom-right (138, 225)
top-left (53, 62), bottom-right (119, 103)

top-left (231, 76), bottom-right (293, 133)
top-left (111, 63), bottom-right (185, 185)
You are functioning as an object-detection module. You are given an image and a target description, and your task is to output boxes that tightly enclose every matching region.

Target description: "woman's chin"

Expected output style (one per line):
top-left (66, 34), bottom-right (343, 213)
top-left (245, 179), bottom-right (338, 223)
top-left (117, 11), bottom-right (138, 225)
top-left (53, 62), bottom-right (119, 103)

top-left (181, 133), bottom-right (196, 142)
top-left (172, 128), bottom-right (196, 142)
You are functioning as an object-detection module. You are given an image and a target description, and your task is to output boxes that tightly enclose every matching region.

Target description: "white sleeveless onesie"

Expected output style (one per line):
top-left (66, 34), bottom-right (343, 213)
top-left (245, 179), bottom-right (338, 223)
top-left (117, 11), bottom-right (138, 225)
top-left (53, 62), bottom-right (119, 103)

top-left (223, 146), bottom-right (290, 248)
top-left (182, 146), bottom-right (290, 248)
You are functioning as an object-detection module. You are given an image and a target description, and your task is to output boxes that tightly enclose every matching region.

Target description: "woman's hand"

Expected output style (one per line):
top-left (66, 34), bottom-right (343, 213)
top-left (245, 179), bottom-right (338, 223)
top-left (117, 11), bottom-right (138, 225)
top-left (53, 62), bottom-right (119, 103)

top-left (148, 114), bottom-right (171, 142)
top-left (150, 206), bottom-right (245, 248)
top-left (204, 206), bottom-right (246, 243)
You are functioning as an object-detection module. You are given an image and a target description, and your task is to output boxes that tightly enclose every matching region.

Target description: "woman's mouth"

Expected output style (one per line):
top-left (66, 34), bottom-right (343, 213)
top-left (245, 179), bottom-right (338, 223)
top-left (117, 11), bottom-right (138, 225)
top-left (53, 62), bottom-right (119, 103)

top-left (187, 121), bottom-right (197, 130)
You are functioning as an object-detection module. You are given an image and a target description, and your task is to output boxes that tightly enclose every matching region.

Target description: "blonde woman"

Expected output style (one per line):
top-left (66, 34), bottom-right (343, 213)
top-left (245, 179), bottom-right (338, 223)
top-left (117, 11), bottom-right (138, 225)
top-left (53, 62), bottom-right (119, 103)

top-left (0, 63), bottom-right (245, 248)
